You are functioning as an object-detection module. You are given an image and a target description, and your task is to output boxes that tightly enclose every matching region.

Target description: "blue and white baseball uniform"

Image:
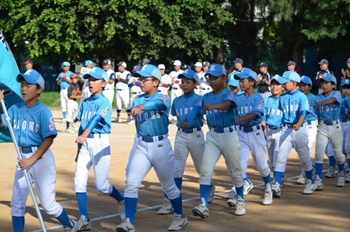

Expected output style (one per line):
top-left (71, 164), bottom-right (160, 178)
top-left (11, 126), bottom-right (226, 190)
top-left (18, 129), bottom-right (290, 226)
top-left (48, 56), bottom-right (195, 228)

top-left (115, 67), bottom-right (132, 121)
top-left (103, 68), bottom-right (115, 105)
top-left (55, 63), bottom-right (73, 121)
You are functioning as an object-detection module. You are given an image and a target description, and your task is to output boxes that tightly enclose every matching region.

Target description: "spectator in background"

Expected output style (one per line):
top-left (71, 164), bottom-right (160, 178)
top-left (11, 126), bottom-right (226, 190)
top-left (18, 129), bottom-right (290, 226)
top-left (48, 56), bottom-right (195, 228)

top-left (287, 61), bottom-right (296, 72)
top-left (234, 58), bottom-right (244, 72)
top-left (341, 58), bottom-right (350, 80)
top-left (315, 59), bottom-right (334, 94)
top-left (158, 64), bottom-right (172, 95)
top-left (256, 62), bottom-right (271, 99)
top-left (24, 59), bottom-right (33, 71)
top-left (56, 61), bottom-right (73, 123)
top-left (202, 61), bottom-right (210, 74)
top-left (102, 59), bottom-right (115, 105)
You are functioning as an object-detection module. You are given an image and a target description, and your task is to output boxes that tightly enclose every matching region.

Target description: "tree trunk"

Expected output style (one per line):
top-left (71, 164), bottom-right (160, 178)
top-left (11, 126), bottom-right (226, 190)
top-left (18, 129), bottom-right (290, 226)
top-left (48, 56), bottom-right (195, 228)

top-left (293, 39), bottom-right (303, 74)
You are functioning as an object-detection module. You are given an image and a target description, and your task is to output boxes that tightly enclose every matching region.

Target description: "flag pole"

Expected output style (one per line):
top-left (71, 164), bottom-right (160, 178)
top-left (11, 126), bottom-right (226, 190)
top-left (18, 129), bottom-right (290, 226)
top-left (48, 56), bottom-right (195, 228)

top-left (0, 99), bottom-right (47, 232)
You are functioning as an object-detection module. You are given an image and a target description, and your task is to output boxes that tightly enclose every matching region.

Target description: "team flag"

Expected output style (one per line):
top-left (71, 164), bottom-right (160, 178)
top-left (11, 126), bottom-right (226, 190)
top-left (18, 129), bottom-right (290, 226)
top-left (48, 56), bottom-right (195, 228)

top-left (0, 31), bottom-right (23, 142)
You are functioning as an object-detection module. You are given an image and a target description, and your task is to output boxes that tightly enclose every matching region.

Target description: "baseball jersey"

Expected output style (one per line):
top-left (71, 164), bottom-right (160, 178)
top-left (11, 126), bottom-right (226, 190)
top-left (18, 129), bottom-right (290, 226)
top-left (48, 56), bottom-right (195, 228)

top-left (133, 92), bottom-right (170, 136)
top-left (56, 70), bottom-right (74, 89)
top-left (115, 70), bottom-right (131, 90)
top-left (316, 90), bottom-right (342, 121)
top-left (343, 96), bottom-right (350, 118)
top-left (304, 93), bottom-right (317, 122)
top-left (279, 90), bottom-right (309, 124)
top-left (198, 72), bottom-right (210, 89)
top-left (202, 88), bottom-right (235, 128)
top-left (340, 94), bottom-right (348, 121)
top-left (105, 69), bottom-right (115, 90)
top-left (231, 92), bottom-right (264, 127)
top-left (169, 70), bottom-right (184, 89)
top-left (128, 76), bottom-right (142, 94)
top-left (1, 101), bottom-right (57, 147)
top-left (264, 95), bottom-right (283, 126)
top-left (158, 73), bottom-right (171, 94)
top-left (171, 92), bottom-right (203, 129)
top-left (67, 83), bottom-right (81, 101)
top-left (77, 93), bottom-right (112, 134)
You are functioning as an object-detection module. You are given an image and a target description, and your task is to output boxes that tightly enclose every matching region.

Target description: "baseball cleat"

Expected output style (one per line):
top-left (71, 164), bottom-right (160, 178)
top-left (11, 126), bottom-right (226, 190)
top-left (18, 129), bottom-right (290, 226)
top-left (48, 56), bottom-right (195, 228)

top-left (296, 175), bottom-right (306, 185)
top-left (118, 200), bottom-right (126, 220)
top-left (227, 195), bottom-right (239, 208)
top-left (208, 184), bottom-right (215, 203)
top-left (77, 215), bottom-right (91, 231)
top-left (314, 180), bottom-right (323, 190)
top-left (126, 117), bottom-right (132, 122)
top-left (63, 219), bottom-right (78, 232)
top-left (337, 172), bottom-right (345, 187)
top-left (114, 117), bottom-right (121, 123)
top-left (234, 197), bottom-right (246, 216)
top-left (262, 190), bottom-right (273, 205)
top-left (157, 200), bottom-right (174, 215)
top-left (271, 183), bottom-right (281, 198)
top-left (325, 167), bottom-right (336, 178)
top-left (168, 214), bottom-right (188, 231)
top-left (71, 122), bottom-right (78, 131)
top-left (192, 199), bottom-right (209, 219)
top-left (303, 179), bottom-right (316, 195)
top-left (243, 181), bottom-right (254, 195)
top-left (116, 218), bottom-right (135, 232)
top-left (226, 188), bottom-right (237, 199)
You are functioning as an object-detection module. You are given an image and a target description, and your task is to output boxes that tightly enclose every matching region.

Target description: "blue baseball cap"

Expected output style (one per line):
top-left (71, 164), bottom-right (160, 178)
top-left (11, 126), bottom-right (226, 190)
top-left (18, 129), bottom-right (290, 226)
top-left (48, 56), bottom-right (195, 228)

top-left (228, 78), bottom-right (239, 87)
top-left (62, 61), bottom-right (70, 67)
top-left (270, 74), bottom-right (284, 84)
top-left (178, 69), bottom-right (199, 82)
top-left (205, 63), bottom-right (226, 77)
top-left (300, 75), bottom-right (313, 86)
top-left (319, 73), bottom-right (337, 84)
top-left (17, 69), bottom-right (45, 90)
top-left (134, 64), bottom-right (162, 81)
top-left (280, 71), bottom-right (301, 84)
top-left (232, 67), bottom-right (258, 81)
top-left (84, 60), bottom-right (92, 66)
top-left (341, 79), bottom-right (350, 87)
top-left (83, 67), bottom-right (108, 82)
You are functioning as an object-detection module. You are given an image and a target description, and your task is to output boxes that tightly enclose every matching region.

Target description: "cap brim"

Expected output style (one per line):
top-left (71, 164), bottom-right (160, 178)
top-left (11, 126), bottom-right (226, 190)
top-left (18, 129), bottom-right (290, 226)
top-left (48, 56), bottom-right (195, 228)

top-left (233, 72), bottom-right (249, 80)
top-left (134, 70), bottom-right (153, 78)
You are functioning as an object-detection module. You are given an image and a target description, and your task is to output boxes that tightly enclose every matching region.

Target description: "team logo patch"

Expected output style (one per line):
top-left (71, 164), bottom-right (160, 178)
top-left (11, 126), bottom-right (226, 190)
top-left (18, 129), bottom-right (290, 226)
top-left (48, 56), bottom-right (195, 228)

top-left (158, 143), bottom-right (163, 148)
top-left (50, 117), bottom-right (55, 124)
top-left (49, 124), bottom-right (55, 131)
top-left (258, 104), bottom-right (263, 109)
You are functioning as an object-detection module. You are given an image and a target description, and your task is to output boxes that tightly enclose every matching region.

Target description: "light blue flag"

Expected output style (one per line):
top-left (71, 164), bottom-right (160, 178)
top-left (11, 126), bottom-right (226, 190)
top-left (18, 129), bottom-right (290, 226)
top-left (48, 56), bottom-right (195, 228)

top-left (0, 31), bottom-right (23, 142)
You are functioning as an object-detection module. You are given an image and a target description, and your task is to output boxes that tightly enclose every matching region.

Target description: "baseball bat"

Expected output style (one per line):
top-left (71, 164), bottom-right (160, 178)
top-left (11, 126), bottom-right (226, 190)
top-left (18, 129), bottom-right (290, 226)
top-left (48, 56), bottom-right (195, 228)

top-left (0, 99), bottom-right (47, 232)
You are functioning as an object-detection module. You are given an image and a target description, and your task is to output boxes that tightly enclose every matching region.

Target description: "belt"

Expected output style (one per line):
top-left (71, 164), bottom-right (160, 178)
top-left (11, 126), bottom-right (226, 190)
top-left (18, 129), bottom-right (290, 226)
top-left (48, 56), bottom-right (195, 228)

top-left (179, 127), bottom-right (201, 134)
top-left (268, 125), bottom-right (283, 130)
top-left (117, 89), bottom-right (123, 91)
top-left (284, 123), bottom-right (303, 128)
top-left (131, 92), bottom-right (139, 94)
top-left (20, 147), bottom-right (33, 154)
top-left (200, 87), bottom-right (211, 90)
top-left (322, 120), bottom-right (339, 126)
top-left (341, 118), bottom-right (348, 122)
top-left (87, 133), bottom-right (102, 138)
top-left (236, 125), bottom-right (261, 133)
top-left (140, 135), bottom-right (164, 143)
top-left (306, 121), bottom-right (313, 125)
top-left (210, 126), bottom-right (234, 133)
top-left (61, 87), bottom-right (67, 90)
top-left (172, 87), bottom-right (179, 90)
top-left (158, 90), bottom-right (162, 92)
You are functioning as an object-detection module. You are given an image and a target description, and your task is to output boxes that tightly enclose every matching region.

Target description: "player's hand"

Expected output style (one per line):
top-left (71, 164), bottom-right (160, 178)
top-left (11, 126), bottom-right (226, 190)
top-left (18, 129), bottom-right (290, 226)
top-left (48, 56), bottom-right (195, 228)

top-left (61, 73), bottom-right (66, 79)
top-left (179, 121), bottom-right (188, 128)
top-left (76, 136), bottom-right (87, 144)
top-left (0, 90), bottom-right (4, 100)
top-left (293, 123), bottom-right (301, 131)
top-left (204, 104), bottom-right (215, 111)
top-left (117, 75), bottom-right (121, 81)
top-left (175, 79), bottom-right (180, 84)
top-left (18, 157), bottom-right (35, 170)
top-left (258, 74), bottom-right (262, 81)
top-left (131, 105), bottom-right (144, 116)
top-left (316, 102), bottom-right (323, 108)
top-left (132, 78), bottom-right (136, 84)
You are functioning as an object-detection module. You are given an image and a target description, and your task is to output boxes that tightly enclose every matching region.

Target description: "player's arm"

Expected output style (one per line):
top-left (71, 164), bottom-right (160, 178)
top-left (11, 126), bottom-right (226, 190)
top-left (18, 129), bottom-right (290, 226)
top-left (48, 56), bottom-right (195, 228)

top-left (119, 73), bottom-right (131, 84)
top-left (18, 136), bottom-right (55, 170)
top-left (108, 73), bottom-right (116, 84)
top-left (316, 97), bottom-right (337, 108)
top-left (235, 113), bottom-right (257, 123)
top-left (204, 101), bottom-right (231, 111)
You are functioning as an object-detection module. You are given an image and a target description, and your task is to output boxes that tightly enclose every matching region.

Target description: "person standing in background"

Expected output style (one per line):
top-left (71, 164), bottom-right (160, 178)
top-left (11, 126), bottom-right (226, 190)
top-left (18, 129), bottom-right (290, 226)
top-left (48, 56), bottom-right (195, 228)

top-left (56, 61), bottom-right (73, 123)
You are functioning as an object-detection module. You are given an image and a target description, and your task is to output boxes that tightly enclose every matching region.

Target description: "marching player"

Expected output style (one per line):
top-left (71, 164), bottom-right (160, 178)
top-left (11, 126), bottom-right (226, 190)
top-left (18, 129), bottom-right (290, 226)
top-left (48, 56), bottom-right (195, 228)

top-left (169, 60), bottom-right (184, 123)
top-left (56, 61), bottom-right (73, 123)
top-left (158, 64), bottom-right (172, 95)
top-left (0, 70), bottom-right (78, 232)
top-left (116, 64), bottom-right (187, 232)
top-left (74, 67), bottom-right (125, 231)
top-left (102, 59), bottom-right (115, 105)
top-left (115, 61), bottom-right (132, 123)
top-left (192, 64), bottom-right (246, 218)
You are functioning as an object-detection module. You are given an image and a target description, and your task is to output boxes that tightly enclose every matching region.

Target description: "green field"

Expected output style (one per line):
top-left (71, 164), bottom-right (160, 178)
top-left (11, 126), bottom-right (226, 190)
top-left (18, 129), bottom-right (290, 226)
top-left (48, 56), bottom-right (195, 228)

top-left (39, 91), bottom-right (62, 108)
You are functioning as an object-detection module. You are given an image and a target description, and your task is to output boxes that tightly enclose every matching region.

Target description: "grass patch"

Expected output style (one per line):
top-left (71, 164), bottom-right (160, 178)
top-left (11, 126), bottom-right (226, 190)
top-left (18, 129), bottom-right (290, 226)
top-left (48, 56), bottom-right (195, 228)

top-left (39, 91), bottom-right (61, 108)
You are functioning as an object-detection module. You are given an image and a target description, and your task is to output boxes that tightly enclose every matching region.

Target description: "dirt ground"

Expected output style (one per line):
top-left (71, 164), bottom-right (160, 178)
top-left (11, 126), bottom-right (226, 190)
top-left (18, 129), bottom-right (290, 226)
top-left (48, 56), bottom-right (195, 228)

top-left (0, 109), bottom-right (349, 232)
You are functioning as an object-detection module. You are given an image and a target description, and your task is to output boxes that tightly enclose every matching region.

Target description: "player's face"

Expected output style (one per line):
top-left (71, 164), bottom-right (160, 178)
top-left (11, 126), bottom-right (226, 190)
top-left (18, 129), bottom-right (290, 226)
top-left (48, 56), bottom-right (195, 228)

top-left (234, 63), bottom-right (242, 71)
top-left (229, 85), bottom-right (240, 94)
top-left (160, 69), bottom-right (165, 75)
top-left (319, 81), bottom-right (334, 93)
top-left (25, 63), bottom-right (33, 70)
top-left (283, 81), bottom-right (296, 91)
top-left (194, 66), bottom-right (202, 73)
top-left (180, 78), bottom-right (197, 94)
top-left (202, 66), bottom-right (208, 73)
top-left (174, 65), bottom-right (181, 72)
top-left (208, 75), bottom-right (226, 93)
top-left (139, 77), bottom-right (158, 95)
top-left (341, 86), bottom-right (350, 96)
top-left (347, 63), bottom-right (350, 68)
top-left (259, 67), bottom-right (267, 73)
top-left (88, 77), bottom-right (107, 95)
top-left (118, 66), bottom-right (125, 72)
top-left (63, 66), bottom-right (70, 72)
top-left (71, 78), bottom-right (78, 84)
top-left (320, 64), bottom-right (328, 71)
top-left (239, 78), bottom-right (254, 91)
top-left (270, 81), bottom-right (283, 96)
top-left (298, 83), bottom-right (311, 95)
top-left (20, 80), bottom-right (42, 106)
top-left (287, 65), bottom-right (295, 71)
top-left (102, 64), bottom-right (110, 71)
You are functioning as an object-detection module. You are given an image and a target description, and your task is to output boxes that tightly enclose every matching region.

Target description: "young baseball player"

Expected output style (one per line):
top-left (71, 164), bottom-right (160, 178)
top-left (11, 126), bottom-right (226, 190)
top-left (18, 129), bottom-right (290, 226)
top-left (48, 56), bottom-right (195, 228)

top-left (127, 65), bottom-right (143, 125)
top-left (74, 67), bottom-right (125, 231)
top-left (295, 75), bottom-right (317, 184)
top-left (313, 73), bottom-right (346, 190)
top-left (169, 60), bottom-right (184, 123)
top-left (272, 71), bottom-right (315, 197)
top-left (193, 62), bottom-right (203, 95)
top-left (102, 59), bottom-right (115, 105)
top-left (116, 64), bottom-right (187, 232)
top-left (114, 61), bottom-right (132, 123)
top-left (192, 64), bottom-right (246, 218)
top-left (158, 64), bottom-right (172, 95)
top-left (227, 68), bottom-right (272, 206)
top-left (0, 69), bottom-right (78, 232)
top-left (261, 75), bottom-right (284, 183)
top-left (66, 74), bottom-right (81, 133)
top-left (79, 60), bottom-right (93, 109)
top-left (56, 61), bottom-right (73, 123)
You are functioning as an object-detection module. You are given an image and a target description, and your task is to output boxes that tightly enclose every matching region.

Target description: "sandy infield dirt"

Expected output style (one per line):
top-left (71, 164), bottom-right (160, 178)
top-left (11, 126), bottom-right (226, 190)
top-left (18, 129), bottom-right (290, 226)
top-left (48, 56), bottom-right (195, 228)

top-left (0, 109), bottom-right (349, 232)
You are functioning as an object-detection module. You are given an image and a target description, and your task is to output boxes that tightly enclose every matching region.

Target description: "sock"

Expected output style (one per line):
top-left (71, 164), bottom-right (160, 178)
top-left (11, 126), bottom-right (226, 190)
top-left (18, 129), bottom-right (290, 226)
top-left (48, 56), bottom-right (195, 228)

top-left (56, 209), bottom-right (72, 228)
top-left (199, 184), bottom-right (211, 206)
top-left (305, 169), bottom-right (313, 183)
top-left (274, 171), bottom-right (283, 185)
top-left (262, 175), bottom-right (271, 191)
top-left (244, 177), bottom-right (251, 184)
top-left (73, 118), bottom-right (79, 123)
top-left (109, 186), bottom-right (124, 202)
top-left (169, 194), bottom-right (184, 217)
top-left (76, 192), bottom-right (89, 219)
top-left (236, 185), bottom-right (244, 199)
top-left (174, 178), bottom-right (183, 191)
top-left (338, 162), bottom-right (345, 173)
top-left (63, 111), bottom-right (67, 119)
top-left (315, 163), bottom-right (323, 181)
top-left (329, 156), bottom-right (336, 168)
top-left (66, 121), bottom-right (70, 130)
top-left (124, 197), bottom-right (138, 224)
top-left (12, 216), bottom-right (25, 232)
